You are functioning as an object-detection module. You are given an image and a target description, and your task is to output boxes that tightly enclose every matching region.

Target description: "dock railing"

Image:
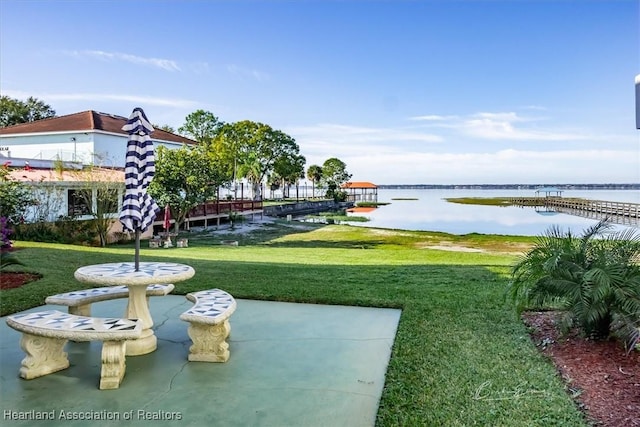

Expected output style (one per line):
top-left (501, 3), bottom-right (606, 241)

top-left (507, 197), bottom-right (640, 226)
top-left (154, 199), bottom-right (264, 230)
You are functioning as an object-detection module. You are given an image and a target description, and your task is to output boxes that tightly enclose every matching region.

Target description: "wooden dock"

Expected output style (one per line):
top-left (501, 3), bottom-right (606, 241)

top-left (153, 200), bottom-right (263, 230)
top-left (508, 197), bottom-right (640, 226)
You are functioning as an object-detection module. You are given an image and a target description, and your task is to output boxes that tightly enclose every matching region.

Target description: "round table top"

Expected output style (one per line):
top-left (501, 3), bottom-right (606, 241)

top-left (74, 262), bottom-right (195, 286)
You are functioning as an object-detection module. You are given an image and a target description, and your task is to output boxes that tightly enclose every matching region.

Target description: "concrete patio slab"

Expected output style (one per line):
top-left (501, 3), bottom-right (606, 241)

top-left (0, 296), bottom-right (401, 427)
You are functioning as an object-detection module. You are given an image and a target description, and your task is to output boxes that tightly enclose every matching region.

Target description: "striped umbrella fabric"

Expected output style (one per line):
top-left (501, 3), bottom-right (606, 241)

top-left (119, 108), bottom-right (159, 233)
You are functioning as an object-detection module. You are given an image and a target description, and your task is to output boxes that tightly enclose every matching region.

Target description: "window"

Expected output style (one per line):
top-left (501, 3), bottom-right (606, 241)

top-left (67, 189), bottom-right (91, 217)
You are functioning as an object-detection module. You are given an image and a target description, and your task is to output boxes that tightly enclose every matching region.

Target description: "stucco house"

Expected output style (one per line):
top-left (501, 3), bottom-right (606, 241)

top-left (6, 166), bottom-right (124, 220)
top-left (0, 110), bottom-right (195, 168)
top-left (1, 111), bottom-right (197, 238)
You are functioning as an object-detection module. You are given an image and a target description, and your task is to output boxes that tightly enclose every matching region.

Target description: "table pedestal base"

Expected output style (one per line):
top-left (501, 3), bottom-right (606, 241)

top-left (125, 330), bottom-right (156, 356)
top-left (73, 262), bottom-right (196, 358)
top-left (124, 285), bottom-right (157, 356)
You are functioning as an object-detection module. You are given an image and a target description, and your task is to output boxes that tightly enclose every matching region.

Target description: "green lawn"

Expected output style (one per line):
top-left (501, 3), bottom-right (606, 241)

top-left (1, 222), bottom-right (587, 426)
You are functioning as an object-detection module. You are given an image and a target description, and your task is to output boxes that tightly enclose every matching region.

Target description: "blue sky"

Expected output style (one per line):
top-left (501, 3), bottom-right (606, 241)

top-left (1, 0), bottom-right (638, 185)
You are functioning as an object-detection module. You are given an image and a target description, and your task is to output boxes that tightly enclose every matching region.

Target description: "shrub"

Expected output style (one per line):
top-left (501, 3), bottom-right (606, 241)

top-left (0, 166), bottom-right (32, 224)
top-left (508, 220), bottom-right (640, 345)
top-left (0, 216), bottom-right (23, 274)
top-left (0, 252), bottom-right (24, 270)
top-left (13, 216), bottom-right (95, 245)
top-left (0, 216), bottom-right (12, 250)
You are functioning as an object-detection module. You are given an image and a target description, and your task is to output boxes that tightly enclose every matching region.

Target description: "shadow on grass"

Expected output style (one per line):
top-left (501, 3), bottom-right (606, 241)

top-left (259, 239), bottom-right (387, 249)
top-left (173, 222), bottom-right (391, 249)
top-left (2, 241), bottom-right (587, 425)
top-left (177, 221), bottom-right (326, 245)
top-left (2, 243), bottom-right (509, 316)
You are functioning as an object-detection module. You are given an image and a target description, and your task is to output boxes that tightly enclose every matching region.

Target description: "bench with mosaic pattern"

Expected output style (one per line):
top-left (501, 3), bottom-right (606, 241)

top-left (45, 283), bottom-right (175, 316)
top-left (180, 289), bottom-right (237, 362)
top-left (5, 310), bottom-right (142, 389)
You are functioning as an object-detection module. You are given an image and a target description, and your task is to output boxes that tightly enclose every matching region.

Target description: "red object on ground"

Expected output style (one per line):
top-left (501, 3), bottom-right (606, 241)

top-left (163, 204), bottom-right (171, 232)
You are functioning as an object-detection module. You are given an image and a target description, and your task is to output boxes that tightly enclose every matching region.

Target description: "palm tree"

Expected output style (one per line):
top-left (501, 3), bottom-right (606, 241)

top-left (306, 165), bottom-right (322, 199)
top-left (238, 153), bottom-right (263, 200)
top-left (508, 220), bottom-right (640, 342)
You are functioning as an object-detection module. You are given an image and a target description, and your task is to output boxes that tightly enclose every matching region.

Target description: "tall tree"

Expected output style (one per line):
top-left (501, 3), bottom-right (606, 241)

top-left (266, 172), bottom-right (282, 199)
top-left (237, 152), bottom-right (263, 199)
top-left (0, 96), bottom-right (55, 128)
top-left (214, 121), bottom-right (301, 200)
top-left (274, 154), bottom-right (306, 199)
top-left (306, 164), bottom-right (323, 199)
top-left (321, 158), bottom-right (351, 201)
top-left (213, 123), bottom-right (243, 198)
top-left (178, 110), bottom-right (223, 143)
top-left (149, 144), bottom-right (229, 233)
top-left (153, 124), bottom-right (176, 133)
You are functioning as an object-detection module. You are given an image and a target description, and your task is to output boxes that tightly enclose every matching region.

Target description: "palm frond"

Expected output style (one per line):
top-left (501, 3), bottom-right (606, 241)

top-left (508, 220), bottom-right (640, 340)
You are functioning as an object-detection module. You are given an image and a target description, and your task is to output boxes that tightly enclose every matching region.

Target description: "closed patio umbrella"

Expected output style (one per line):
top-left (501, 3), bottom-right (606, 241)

top-left (119, 107), bottom-right (159, 270)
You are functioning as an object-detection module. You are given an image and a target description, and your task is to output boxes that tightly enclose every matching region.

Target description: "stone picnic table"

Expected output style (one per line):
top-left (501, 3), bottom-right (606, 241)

top-left (74, 262), bottom-right (195, 356)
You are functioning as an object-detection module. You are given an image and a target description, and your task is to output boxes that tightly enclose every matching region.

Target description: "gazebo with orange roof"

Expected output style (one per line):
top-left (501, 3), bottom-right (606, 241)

top-left (341, 181), bottom-right (378, 203)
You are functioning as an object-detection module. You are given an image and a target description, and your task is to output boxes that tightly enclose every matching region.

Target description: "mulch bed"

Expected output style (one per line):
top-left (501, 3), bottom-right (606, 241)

top-left (522, 311), bottom-right (640, 426)
top-left (1, 272), bottom-right (42, 290)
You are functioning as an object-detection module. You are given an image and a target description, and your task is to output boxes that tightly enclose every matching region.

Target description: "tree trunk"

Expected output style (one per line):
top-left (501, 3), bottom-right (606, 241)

top-left (590, 312), bottom-right (612, 340)
top-left (252, 182), bottom-right (261, 200)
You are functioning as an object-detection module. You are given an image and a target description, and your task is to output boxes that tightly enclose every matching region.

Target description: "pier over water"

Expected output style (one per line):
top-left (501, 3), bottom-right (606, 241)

top-left (508, 197), bottom-right (640, 227)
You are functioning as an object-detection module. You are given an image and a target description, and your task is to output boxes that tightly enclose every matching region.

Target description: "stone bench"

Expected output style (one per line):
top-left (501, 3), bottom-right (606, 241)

top-left (5, 310), bottom-right (142, 389)
top-left (179, 289), bottom-right (237, 362)
top-left (45, 284), bottom-right (175, 316)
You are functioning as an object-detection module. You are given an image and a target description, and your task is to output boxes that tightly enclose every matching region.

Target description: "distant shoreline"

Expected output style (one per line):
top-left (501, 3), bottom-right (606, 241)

top-left (378, 184), bottom-right (640, 190)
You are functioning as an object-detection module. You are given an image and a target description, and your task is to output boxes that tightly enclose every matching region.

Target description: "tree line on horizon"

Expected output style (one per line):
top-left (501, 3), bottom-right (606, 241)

top-left (379, 184), bottom-right (640, 189)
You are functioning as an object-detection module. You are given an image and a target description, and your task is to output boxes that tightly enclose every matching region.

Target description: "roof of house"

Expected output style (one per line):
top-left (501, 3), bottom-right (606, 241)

top-left (341, 181), bottom-right (378, 189)
top-left (0, 110), bottom-right (197, 145)
top-left (7, 167), bottom-right (124, 184)
top-left (535, 187), bottom-right (564, 193)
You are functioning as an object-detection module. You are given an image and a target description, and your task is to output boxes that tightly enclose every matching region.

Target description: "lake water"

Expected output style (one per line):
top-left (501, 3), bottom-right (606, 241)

top-left (344, 189), bottom-right (640, 236)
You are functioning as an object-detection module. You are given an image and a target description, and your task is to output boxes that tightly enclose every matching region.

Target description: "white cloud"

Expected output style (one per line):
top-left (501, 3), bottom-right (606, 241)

top-left (60, 50), bottom-right (268, 80)
top-left (290, 122), bottom-right (441, 144)
top-left (25, 91), bottom-right (197, 108)
top-left (520, 105), bottom-right (548, 111)
top-left (226, 64), bottom-right (270, 81)
top-left (286, 123), bottom-right (444, 165)
top-left (63, 50), bottom-right (181, 72)
top-left (408, 114), bottom-right (458, 121)
top-left (410, 111), bottom-right (587, 141)
top-left (472, 112), bottom-right (529, 122)
top-left (287, 113), bottom-right (639, 184)
top-left (190, 62), bottom-right (212, 74)
top-left (462, 115), bottom-right (587, 141)
top-left (338, 149), bottom-right (639, 185)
